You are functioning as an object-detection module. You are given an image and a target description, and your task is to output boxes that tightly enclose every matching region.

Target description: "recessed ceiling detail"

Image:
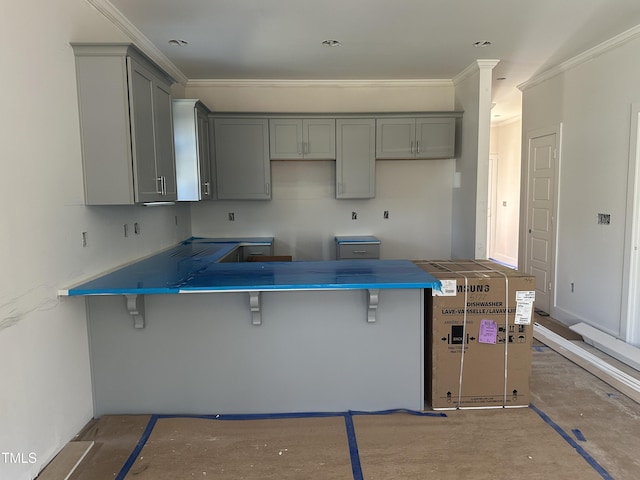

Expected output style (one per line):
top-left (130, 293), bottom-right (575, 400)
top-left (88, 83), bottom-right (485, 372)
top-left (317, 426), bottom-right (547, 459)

top-left (322, 40), bottom-right (342, 47)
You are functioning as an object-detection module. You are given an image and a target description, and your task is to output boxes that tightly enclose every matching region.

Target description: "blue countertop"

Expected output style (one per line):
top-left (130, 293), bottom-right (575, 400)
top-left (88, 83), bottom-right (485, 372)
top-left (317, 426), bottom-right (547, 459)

top-left (335, 235), bottom-right (381, 244)
top-left (62, 237), bottom-right (440, 296)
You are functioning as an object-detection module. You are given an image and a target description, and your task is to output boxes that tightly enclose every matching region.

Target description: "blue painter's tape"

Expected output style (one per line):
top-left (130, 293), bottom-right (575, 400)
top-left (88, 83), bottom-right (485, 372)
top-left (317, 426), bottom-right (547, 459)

top-left (113, 409), bottom-right (447, 480)
top-left (350, 408), bottom-right (447, 418)
top-left (344, 413), bottom-right (364, 480)
top-left (115, 415), bottom-right (158, 480)
top-left (572, 429), bottom-right (587, 442)
top-left (530, 404), bottom-right (613, 480)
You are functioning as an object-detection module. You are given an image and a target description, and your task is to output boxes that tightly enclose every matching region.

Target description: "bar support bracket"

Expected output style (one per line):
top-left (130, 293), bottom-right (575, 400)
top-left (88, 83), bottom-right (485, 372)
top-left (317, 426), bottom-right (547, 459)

top-left (367, 289), bottom-right (380, 323)
top-left (249, 291), bottom-right (262, 325)
top-left (124, 294), bottom-right (145, 329)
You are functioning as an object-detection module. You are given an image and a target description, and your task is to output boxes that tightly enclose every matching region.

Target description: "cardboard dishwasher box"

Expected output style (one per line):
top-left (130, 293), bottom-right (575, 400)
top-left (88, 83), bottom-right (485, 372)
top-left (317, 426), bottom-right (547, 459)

top-left (415, 260), bottom-right (536, 410)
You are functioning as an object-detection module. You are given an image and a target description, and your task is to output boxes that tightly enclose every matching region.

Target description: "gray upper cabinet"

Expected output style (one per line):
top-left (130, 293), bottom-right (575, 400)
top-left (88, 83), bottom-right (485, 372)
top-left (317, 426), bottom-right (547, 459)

top-left (72, 43), bottom-right (177, 205)
top-left (213, 118), bottom-right (271, 200)
top-left (336, 119), bottom-right (376, 199)
top-left (269, 118), bottom-right (336, 160)
top-left (173, 99), bottom-right (213, 201)
top-left (376, 116), bottom-right (456, 159)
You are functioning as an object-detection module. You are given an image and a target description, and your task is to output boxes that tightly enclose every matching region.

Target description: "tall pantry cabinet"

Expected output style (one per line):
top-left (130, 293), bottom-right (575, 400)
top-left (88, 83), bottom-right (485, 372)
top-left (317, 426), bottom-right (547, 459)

top-left (72, 43), bottom-right (177, 205)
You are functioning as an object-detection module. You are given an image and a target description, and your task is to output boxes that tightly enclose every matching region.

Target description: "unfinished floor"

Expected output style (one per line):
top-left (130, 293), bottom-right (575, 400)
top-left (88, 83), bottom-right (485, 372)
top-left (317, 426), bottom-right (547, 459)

top-left (37, 315), bottom-right (640, 479)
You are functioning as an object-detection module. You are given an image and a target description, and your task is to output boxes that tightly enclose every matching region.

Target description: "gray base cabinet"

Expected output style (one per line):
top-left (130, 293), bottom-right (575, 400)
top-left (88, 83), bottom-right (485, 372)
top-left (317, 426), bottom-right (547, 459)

top-left (173, 100), bottom-right (213, 201)
top-left (72, 44), bottom-right (177, 205)
top-left (213, 118), bottom-right (271, 200)
top-left (376, 116), bottom-right (456, 159)
top-left (269, 118), bottom-right (336, 160)
top-left (336, 119), bottom-right (376, 199)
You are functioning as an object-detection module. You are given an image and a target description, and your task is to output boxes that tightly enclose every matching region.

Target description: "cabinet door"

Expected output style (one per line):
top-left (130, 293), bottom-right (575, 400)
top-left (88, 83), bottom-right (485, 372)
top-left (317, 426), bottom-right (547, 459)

top-left (303, 119), bottom-right (336, 159)
top-left (336, 119), bottom-right (375, 199)
top-left (376, 118), bottom-right (415, 159)
top-left (196, 106), bottom-right (213, 199)
top-left (128, 57), bottom-right (176, 202)
top-left (415, 117), bottom-right (456, 159)
top-left (269, 119), bottom-right (303, 159)
top-left (153, 80), bottom-right (177, 199)
top-left (214, 118), bottom-right (271, 200)
top-left (128, 57), bottom-right (161, 203)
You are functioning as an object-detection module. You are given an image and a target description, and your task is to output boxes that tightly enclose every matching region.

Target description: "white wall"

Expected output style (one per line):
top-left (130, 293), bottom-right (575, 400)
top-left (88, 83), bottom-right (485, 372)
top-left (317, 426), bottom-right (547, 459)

top-left (187, 82), bottom-right (457, 260)
top-left (521, 33), bottom-right (640, 338)
top-left (489, 118), bottom-right (522, 267)
top-left (1, 2), bottom-right (191, 479)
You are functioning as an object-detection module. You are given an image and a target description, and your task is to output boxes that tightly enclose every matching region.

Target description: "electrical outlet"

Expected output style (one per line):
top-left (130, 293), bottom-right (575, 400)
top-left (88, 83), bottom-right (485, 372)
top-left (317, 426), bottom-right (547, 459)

top-left (123, 224), bottom-right (129, 237)
top-left (134, 222), bottom-right (140, 235)
top-left (384, 210), bottom-right (389, 219)
top-left (570, 282), bottom-right (574, 293)
top-left (597, 213), bottom-right (611, 225)
top-left (352, 211), bottom-right (357, 220)
top-left (228, 212), bottom-right (235, 221)
top-left (81, 231), bottom-right (88, 248)
top-left (174, 215), bottom-right (179, 226)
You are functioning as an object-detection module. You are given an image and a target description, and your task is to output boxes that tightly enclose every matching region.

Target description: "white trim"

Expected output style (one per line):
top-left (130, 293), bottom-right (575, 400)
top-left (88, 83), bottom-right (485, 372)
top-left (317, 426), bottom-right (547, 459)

top-left (86, 0), bottom-right (188, 85)
top-left (534, 324), bottom-right (640, 405)
top-left (186, 79), bottom-right (454, 88)
top-left (453, 59), bottom-right (500, 86)
top-left (519, 23), bottom-right (640, 92)
top-left (570, 322), bottom-right (640, 371)
top-left (622, 104), bottom-right (640, 346)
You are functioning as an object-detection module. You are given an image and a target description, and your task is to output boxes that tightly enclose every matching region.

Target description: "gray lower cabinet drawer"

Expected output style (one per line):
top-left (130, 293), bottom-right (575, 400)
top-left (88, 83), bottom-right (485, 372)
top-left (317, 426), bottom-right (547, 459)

top-left (337, 243), bottom-right (380, 259)
top-left (241, 245), bottom-right (273, 261)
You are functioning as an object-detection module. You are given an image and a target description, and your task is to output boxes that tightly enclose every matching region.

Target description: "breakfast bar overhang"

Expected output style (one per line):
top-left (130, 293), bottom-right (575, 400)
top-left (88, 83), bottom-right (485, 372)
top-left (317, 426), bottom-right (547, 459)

top-left (61, 238), bottom-right (441, 415)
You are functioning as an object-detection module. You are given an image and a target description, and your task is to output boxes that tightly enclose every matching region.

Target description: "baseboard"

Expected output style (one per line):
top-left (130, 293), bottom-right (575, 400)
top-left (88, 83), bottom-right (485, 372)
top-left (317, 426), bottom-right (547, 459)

top-left (36, 441), bottom-right (94, 480)
top-left (570, 322), bottom-right (640, 372)
top-left (534, 323), bottom-right (640, 405)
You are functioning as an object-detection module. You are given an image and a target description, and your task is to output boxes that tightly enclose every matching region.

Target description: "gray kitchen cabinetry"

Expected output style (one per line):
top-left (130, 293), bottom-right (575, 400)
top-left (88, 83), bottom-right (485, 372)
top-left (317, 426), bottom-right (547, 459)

top-left (336, 118), bottom-right (376, 199)
top-left (72, 43), bottom-right (177, 205)
top-left (212, 118), bottom-right (271, 200)
top-left (335, 236), bottom-right (381, 259)
top-left (173, 99), bottom-right (213, 201)
top-left (376, 116), bottom-right (456, 159)
top-left (269, 118), bottom-right (336, 160)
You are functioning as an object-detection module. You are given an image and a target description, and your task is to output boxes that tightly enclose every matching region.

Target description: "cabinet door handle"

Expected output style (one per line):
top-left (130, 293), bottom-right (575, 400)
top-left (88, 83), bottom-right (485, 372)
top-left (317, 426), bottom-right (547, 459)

top-left (410, 141), bottom-right (414, 154)
top-left (161, 176), bottom-right (167, 195)
top-left (156, 177), bottom-right (163, 194)
top-left (203, 182), bottom-right (210, 196)
top-left (416, 140), bottom-right (420, 154)
top-left (265, 183), bottom-right (270, 195)
top-left (298, 143), bottom-right (303, 155)
top-left (352, 250), bottom-right (368, 254)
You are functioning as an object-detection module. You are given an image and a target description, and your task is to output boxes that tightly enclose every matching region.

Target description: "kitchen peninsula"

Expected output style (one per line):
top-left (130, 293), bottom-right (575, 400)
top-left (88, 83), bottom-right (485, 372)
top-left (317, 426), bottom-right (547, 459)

top-left (62, 238), bottom-right (440, 415)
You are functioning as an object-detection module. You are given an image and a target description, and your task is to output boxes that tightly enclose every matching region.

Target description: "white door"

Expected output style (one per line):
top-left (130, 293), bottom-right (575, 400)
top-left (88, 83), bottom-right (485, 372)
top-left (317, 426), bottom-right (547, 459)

top-left (526, 132), bottom-right (558, 314)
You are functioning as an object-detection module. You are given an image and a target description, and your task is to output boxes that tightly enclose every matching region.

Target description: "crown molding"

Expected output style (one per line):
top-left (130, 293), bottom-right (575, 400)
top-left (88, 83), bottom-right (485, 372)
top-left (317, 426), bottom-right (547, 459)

top-left (186, 78), bottom-right (454, 88)
top-left (87, 0), bottom-right (188, 85)
top-left (453, 59), bottom-right (500, 86)
top-left (519, 23), bottom-right (640, 91)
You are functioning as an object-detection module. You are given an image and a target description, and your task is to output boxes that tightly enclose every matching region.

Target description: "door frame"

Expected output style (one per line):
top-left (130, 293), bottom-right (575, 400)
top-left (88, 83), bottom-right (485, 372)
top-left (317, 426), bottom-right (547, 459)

top-left (521, 124), bottom-right (562, 314)
top-left (487, 155), bottom-right (499, 261)
top-left (622, 104), bottom-right (640, 345)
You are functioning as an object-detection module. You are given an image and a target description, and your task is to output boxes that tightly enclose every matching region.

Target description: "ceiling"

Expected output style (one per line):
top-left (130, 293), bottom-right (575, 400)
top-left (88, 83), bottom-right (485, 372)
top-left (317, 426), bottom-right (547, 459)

top-left (108, 0), bottom-right (640, 122)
